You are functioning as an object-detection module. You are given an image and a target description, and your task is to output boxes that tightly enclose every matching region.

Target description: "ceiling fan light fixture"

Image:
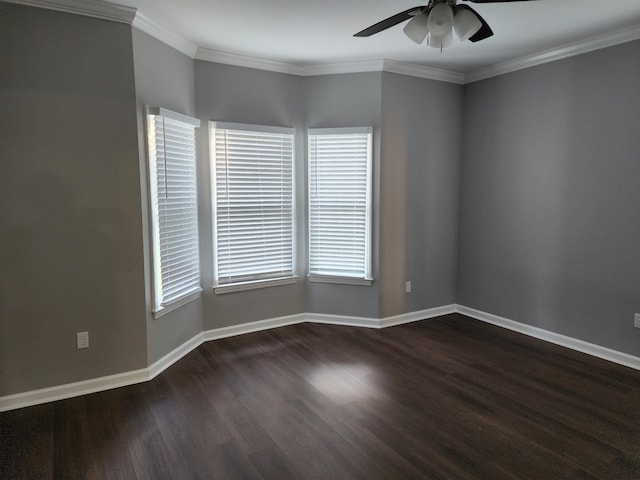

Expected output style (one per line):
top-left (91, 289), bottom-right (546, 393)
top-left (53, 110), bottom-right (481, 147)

top-left (403, 12), bottom-right (430, 44)
top-left (428, 30), bottom-right (453, 50)
top-left (454, 8), bottom-right (482, 41)
top-left (427, 3), bottom-right (454, 37)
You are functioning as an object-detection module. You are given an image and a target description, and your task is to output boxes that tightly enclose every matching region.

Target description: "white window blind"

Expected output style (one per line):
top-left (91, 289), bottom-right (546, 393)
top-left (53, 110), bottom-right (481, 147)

top-left (211, 122), bottom-right (295, 286)
top-left (147, 107), bottom-right (201, 313)
top-left (308, 127), bottom-right (372, 281)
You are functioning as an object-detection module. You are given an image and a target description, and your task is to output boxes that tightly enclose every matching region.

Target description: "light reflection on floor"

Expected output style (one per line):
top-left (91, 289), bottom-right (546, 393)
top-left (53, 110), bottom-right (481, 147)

top-left (307, 363), bottom-right (380, 403)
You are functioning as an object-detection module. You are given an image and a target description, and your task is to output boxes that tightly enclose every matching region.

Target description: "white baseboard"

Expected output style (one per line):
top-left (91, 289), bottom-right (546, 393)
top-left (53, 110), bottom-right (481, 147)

top-left (148, 332), bottom-right (204, 379)
top-left (0, 307), bottom-right (454, 412)
top-left (202, 313), bottom-right (307, 341)
top-left (0, 315), bottom-right (307, 413)
top-left (306, 312), bottom-right (380, 328)
top-left (3, 303), bottom-right (637, 412)
top-left (148, 313), bottom-right (308, 380)
top-left (307, 304), bottom-right (457, 329)
top-left (0, 367), bottom-right (151, 413)
top-left (380, 304), bottom-right (457, 328)
top-left (456, 305), bottom-right (640, 371)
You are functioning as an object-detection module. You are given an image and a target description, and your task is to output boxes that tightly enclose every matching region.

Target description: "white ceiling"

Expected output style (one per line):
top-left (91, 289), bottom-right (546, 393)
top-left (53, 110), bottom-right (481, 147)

top-left (110, 0), bottom-right (640, 74)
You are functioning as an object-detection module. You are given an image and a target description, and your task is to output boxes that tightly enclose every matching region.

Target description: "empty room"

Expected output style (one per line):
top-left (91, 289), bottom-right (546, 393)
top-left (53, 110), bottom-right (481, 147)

top-left (1, 0), bottom-right (639, 478)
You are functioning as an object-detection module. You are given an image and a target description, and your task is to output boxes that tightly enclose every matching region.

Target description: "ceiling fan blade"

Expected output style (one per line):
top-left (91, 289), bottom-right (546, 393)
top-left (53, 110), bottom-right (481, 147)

top-left (354, 7), bottom-right (424, 37)
top-left (457, 4), bottom-right (493, 42)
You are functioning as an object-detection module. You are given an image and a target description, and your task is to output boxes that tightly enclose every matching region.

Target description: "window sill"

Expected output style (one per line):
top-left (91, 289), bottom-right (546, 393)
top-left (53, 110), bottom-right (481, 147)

top-left (153, 288), bottom-right (202, 319)
top-left (308, 275), bottom-right (373, 286)
top-left (214, 276), bottom-right (299, 294)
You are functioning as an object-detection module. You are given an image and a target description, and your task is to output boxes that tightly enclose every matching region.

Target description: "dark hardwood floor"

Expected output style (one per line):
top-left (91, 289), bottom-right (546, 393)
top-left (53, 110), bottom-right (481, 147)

top-left (2, 314), bottom-right (640, 479)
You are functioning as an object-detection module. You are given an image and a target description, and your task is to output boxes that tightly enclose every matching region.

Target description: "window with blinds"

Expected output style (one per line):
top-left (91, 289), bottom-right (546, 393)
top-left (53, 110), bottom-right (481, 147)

top-left (146, 107), bottom-right (201, 315)
top-left (211, 122), bottom-right (295, 289)
top-left (308, 127), bottom-right (372, 283)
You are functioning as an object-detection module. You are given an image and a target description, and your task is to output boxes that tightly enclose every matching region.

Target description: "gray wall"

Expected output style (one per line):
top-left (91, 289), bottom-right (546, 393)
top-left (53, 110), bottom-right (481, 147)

top-left (194, 62), bottom-right (307, 329)
top-left (458, 40), bottom-right (640, 356)
top-left (0, 4), bottom-right (147, 395)
top-left (305, 73), bottom-right (383, 318)
top-left (192, 68), bottom-right (464, 322)
top-left (4, 1), bottom-right (639, 400)
top-left (131, 29), bottom-right (202, 364)
top-left (380, 73), bottom-right (463, 317)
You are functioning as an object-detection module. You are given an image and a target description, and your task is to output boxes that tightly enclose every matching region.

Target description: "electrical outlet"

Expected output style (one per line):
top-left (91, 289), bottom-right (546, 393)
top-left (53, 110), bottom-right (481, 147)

top-left (635, 314), bottom-right (640, 329)
top-left (405, 281), bottom-right (412, 293)
top-left (77, 331), bottom-right (89, 349)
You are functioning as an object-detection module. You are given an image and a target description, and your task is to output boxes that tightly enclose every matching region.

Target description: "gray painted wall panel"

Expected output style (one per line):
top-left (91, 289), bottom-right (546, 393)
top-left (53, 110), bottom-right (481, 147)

top-left (0, 4), bottom-right (147, 395)
top-left (380, 73), bottom-right (463, 317)
top-left (194, 62), bottom-right (306, 329)
top-left (132, 29), bottom-right (195, 116)
top-left (458, 41), bottom-right (640, 356)
top-left (131, 29), bottom-right (202, 364)
top-left (305, 73), bottom-right (382, 318)
top-left (4, 1), bottom-right (639, 401)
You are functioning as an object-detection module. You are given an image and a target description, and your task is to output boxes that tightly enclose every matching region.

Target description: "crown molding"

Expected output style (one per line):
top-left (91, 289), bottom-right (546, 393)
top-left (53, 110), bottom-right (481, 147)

top-left (465, 23), bottom-right (640, 84)
top-left (383, 59), bottom-right (465, 84)
top-left (7, 0), bottom-right (640, 85)
top-left (302, 59), bottom-right (385, 76)
top-left (132, 12), bottom-right (198, 58)
top-left (191, 50), bottom-right (466, 84)
top-left (2, 0), bottom-right (136, 24)
top-left (195, 48), bottom-right (307, 76)
top-left (300, 58), bottom-right (465, 83)
top-left (188, 21), bottom-right (640, 83)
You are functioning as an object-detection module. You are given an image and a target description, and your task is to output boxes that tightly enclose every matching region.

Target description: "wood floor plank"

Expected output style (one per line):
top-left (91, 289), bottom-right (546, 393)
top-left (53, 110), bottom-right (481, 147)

top-left (2, 314), bottom-right (640, 479)
top-left (0, 403), bottom-right (54, 480)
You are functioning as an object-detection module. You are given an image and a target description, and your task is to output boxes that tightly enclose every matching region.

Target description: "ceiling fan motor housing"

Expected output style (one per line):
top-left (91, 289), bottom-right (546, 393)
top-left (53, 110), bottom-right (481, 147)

top-left (427, 0), bottom-right (458, 13)
top-left (428, 2), bottom-right (455, 36)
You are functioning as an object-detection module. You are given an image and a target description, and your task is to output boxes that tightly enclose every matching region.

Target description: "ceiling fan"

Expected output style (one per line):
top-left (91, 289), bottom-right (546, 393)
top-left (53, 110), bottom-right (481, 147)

top-left (354, 0), bottom-right (533, 49)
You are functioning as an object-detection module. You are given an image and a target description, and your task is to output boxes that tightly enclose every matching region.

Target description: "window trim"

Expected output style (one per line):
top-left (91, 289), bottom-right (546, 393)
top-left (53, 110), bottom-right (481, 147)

top-left (307, 126), bottom-right (373, 284)
top-left (153, 290), bottom-right (201, 318)
top-left (146, 106), bottom-right (202, 316)
top-left (213, 276), bottom-right (299, 295)
top-left (210, 121), bottom-right (297, 291)
top-left (308, 275), bottom-right (372, 286)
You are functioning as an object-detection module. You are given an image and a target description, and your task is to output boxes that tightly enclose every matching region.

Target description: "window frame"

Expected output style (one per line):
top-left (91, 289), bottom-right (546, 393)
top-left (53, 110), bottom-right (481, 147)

top-left (307, 126), bottom-right (373, 285)
top-left (210, 121), bottom-right (297, 294)
top-left (146, 106), bottom-right (202, 317)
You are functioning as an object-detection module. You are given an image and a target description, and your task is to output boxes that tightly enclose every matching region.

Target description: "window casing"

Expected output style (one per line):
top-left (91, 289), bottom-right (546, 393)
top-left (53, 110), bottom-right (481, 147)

top-left (211, 122), bottom-right (295, 292)
top-left (308, 127), bottom-right (373, 284)
top-left (146, 107), bottom-right (201, 315)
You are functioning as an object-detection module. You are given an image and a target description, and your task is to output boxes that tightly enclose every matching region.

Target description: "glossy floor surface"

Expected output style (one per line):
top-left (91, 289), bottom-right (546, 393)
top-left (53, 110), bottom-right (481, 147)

top-left (2, 314), bottom-right (640, 479)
